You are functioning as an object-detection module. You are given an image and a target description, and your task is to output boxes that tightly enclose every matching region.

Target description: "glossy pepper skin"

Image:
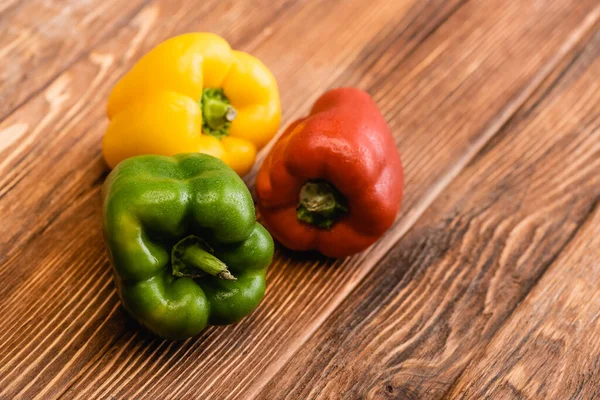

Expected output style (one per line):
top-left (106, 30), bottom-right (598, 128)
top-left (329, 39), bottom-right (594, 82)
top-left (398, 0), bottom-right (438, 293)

top-left (256, 88), bottom-right (403, 258)
top-left (103, 33), bottom-right (281, 176)
top-left (102, 153), bottom-right (274, 339)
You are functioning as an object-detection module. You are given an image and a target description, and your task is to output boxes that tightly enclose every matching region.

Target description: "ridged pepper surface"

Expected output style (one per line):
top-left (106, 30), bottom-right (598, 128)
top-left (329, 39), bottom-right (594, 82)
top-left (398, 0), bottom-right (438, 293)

top-left (103, 153), bottom-right (274, 339)
top-left (256, 88), bottom-right (403, 258)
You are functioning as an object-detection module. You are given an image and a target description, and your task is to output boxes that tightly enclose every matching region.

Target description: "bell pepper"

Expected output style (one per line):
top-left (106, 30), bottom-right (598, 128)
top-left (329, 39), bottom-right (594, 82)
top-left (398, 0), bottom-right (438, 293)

top-left (102, 33), bottom-right (281, 176)
top-left (102, 153), bottom-right (274, 339)
top-left (256, 88), bottom-right (403, 258)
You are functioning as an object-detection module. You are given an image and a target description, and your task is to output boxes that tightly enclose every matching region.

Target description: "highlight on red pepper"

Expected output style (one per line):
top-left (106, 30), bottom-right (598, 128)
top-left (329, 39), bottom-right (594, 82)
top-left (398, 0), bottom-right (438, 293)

top-left (256, 88), bottom-right (403, 258)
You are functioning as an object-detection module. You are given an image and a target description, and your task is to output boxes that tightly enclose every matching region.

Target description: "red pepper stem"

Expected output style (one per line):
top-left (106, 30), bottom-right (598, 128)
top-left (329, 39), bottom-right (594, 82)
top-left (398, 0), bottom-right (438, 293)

top-left (171, 235), bottom-right (236, 280)
top-left (296, 180), bottom-right (348, 230)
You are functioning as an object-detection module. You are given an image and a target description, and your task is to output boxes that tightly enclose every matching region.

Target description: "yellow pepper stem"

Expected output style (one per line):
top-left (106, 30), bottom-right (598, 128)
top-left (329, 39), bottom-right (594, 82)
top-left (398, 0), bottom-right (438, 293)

top-left (201, 88), bottom-right (237, 138)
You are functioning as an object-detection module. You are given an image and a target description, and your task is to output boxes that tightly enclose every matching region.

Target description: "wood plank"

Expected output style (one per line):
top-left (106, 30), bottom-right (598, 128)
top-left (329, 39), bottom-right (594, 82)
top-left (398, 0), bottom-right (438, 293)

top-left (257, 23), bottom-right (600, 400)
top-left (0, 0), bottom-right (148, 120)
top-left (0, 1), bottom-right (598, 399)
top-left (0, 0), bottom-right (459, 398)
top-left (448, 205), bottom-right (600, 399)
top-left (56, 1), bottom-right (600, 399)
top-left (0, 0), bottom-right (296, 266)
top-left (0, 0), bottom-right (437, 262)
top-left (0, 1), bottom-right (306, 399)
top-left (246, 0), bottom-right (471, 178)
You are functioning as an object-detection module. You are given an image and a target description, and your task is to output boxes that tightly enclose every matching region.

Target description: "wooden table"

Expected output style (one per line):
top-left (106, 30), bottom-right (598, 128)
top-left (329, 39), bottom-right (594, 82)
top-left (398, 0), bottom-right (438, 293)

top-left (1, 0), bottom-right (599, 398)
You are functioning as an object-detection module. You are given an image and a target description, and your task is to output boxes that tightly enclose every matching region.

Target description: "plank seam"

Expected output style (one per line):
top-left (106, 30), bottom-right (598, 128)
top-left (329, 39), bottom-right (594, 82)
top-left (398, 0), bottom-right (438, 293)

top-left (440, 14), bottom-right (600, 398)
top-left (251, 5), bottom-right (600, 399)
top-left (53, 2), bottom-right (475, 395)
top-left (17, 2), bottom-right (595, 398)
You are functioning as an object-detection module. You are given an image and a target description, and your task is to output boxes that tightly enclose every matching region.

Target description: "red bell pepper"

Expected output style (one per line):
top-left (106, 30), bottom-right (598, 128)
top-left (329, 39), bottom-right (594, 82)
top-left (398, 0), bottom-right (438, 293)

top-left (256, 88), bottom-right (403, 258)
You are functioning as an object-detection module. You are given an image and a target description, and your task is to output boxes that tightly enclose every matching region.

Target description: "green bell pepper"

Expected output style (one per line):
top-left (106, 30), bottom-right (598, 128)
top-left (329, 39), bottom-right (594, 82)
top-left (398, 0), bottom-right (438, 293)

top-left (102, 153), bottom-right (274, 340)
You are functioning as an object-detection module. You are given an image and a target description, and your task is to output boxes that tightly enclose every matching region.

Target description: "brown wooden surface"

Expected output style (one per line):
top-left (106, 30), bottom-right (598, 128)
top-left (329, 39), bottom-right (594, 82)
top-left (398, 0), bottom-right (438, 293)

top-left (0, 1), bottom-right (599, 399)
top-left (259, 23), bottom-right (600, 399)
top-left (449, 205), bottom-right (600, 399)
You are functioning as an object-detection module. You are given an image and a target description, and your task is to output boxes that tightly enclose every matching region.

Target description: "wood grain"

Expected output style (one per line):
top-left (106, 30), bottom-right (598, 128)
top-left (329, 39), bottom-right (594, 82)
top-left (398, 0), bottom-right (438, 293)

top-left (258, 23), bottom-right (600, 400)
top-left (56, 1), bottom-right (600, 399)
top-left (0, 0), bottom-right (296, 266)
top-left (0, 1), bottom-right (302, 398)
top-left (0, 0), bottom-right (148, 120)
top-left (0, 0), bottom-right (599, 398)
top-left (448, 206), bottom-right (600, 399)
top-left (0, 0), bottom-right (464, 398)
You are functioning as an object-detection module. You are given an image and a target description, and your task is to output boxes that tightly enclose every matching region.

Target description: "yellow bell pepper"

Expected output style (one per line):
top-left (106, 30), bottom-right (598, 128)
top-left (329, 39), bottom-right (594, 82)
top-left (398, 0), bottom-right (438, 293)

top-left (102, 33), bottom-right (281, 176)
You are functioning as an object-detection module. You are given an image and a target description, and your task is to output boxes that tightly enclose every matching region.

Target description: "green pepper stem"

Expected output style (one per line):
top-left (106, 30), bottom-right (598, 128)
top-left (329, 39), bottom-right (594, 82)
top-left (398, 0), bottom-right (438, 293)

top-left (171, 235), bottom-right (236, 280)
top-left (201, 88), bottom-right (236, 138)
top-left (296, 180), bottom-right (348, 230)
